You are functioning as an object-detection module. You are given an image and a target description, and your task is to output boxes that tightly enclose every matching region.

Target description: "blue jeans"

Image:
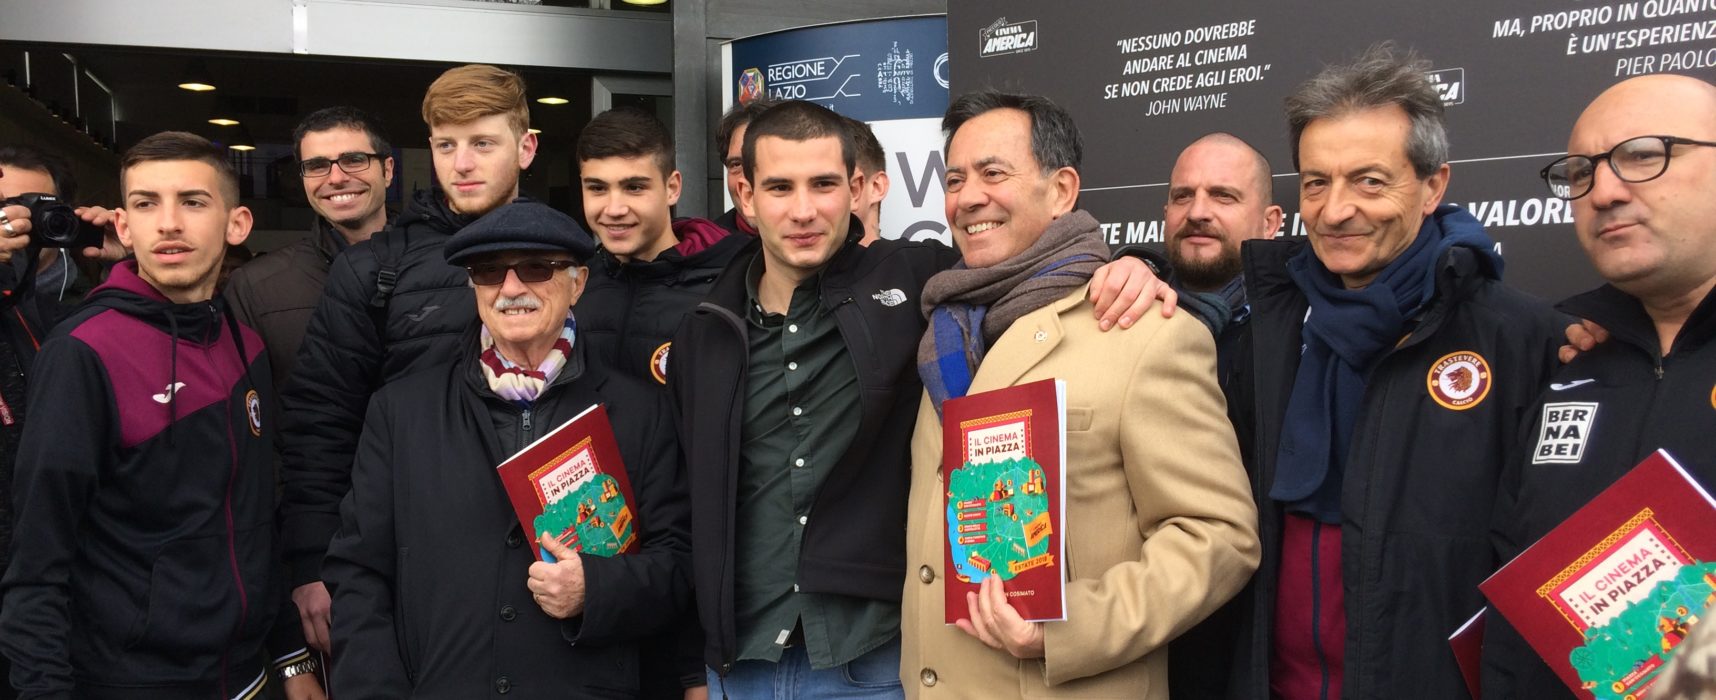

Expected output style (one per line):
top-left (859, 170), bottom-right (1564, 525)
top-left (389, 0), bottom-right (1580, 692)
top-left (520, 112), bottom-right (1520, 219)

top-left (706, 635), bottom-right (904, 700)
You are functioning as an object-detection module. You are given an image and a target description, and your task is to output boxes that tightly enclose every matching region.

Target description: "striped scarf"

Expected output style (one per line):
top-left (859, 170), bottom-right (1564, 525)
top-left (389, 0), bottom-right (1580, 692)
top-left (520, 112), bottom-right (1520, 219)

top-left (917, 210), bottom-right (1111, 416)
top-left (479, 313), bottom-right (577, 407)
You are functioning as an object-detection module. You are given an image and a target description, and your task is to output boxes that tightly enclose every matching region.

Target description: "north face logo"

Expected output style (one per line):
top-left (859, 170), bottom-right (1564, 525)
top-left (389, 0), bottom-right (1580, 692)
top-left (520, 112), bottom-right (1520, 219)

top-left (872, 289), bottom-right (908, 307)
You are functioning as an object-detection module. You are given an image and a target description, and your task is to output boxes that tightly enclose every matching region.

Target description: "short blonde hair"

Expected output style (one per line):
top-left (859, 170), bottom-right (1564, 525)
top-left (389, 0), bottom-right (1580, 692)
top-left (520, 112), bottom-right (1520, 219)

top-left (421, 64), bottom-right (530, 136)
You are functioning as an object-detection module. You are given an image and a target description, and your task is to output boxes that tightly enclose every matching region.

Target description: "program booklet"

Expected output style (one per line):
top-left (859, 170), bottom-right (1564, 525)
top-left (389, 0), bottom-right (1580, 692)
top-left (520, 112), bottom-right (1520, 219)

top-left (496, 404), bottom-right (640, 563)
top-left (1480, 449), bottom-right (1716, 699)
top-left (940, 378), bottom-right (1067, 624)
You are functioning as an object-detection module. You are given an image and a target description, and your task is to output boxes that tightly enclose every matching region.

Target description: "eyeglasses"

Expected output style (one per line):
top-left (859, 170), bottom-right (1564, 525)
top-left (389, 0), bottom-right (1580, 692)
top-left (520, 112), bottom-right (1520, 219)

top-left (465, 259), bottom-right (577, 286)
top-left (299, 152), bottom-right (385, 178)
top-left (1540, 135), bottom-right (1716, 200)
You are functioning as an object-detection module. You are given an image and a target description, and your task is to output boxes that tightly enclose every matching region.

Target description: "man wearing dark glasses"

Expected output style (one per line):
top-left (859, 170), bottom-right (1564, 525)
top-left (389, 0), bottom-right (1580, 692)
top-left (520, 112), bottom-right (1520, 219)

top-left (1484, 74), bottom-right (1716, 698)
top-left (323, 200), bottom-right (692, 697)
top-left (227, 106), bottom-right (394, 409)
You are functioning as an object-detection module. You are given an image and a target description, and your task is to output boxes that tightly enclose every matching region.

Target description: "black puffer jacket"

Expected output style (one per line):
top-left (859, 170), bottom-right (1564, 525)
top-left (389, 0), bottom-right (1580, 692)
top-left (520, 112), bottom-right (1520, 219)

top-left (279, 190), bottom-right (481, 585)
top-left (1210, 235), bottom-right (1564, 700)
top-left (577, 218), bottom-right (749, 388)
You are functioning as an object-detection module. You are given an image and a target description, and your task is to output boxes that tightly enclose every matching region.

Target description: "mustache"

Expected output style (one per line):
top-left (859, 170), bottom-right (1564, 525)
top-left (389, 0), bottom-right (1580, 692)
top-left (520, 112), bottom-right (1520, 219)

top-left (1172, 221), bottom-right (1220, 240)
top-left (493, 294), bottom-right (542, 312)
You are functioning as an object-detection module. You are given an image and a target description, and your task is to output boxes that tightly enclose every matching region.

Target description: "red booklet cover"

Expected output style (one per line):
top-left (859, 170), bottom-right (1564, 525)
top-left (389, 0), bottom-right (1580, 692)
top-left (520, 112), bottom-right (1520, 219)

top-left (496, 404), bottom-right (640, 563)
top-left (1480, 450), bottom-right (1716, 699)
top-left (1449, 608), bottom-right (1486, 699)
top-left (940, 378), bottom-right (1066, 624)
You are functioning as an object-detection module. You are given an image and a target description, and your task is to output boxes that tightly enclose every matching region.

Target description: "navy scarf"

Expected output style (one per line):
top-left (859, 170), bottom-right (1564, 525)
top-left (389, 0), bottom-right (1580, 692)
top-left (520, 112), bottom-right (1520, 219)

top-left (1271, 205), bottom-right (1502, 523)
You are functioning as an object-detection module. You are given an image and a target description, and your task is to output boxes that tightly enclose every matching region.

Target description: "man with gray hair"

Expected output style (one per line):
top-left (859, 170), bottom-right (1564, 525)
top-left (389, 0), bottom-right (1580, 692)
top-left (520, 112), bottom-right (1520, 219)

top-left (1220, 44), bottom-right (1562, 699)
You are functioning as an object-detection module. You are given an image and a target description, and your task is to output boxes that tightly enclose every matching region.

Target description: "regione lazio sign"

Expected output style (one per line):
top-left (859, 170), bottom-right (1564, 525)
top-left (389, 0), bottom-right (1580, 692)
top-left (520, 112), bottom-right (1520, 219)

top-left (724, 15), bottom-right (954, 245)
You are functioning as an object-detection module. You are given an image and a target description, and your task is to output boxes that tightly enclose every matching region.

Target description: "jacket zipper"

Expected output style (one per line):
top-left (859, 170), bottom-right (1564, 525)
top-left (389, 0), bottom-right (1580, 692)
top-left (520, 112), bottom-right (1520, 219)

top-left (1310, 522), bottom-right (1330, 700)
top-left (520, 408), bottom-right (534, 450)
top-left (216, 304), bottom-right (249, 696)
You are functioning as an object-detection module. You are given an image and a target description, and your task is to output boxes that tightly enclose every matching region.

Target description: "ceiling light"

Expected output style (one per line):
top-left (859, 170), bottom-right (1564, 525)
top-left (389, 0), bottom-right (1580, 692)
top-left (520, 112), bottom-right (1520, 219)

top-left (536, 96), bottom-right (569, 105)
top-left (178, 59), bottom-right (217, 91)
top-left (528, 128), bottom-right (541, 135)
top-left (208, 118), bottom-right (240, 126)
top-left (621, 0), bottom-right (668, 5)
top-left (226, 125), bottom-right (256, 151)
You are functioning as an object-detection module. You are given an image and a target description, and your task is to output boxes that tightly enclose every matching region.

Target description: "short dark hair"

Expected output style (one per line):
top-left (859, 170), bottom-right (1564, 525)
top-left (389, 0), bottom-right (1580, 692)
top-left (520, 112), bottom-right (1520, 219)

top-left (121, 131), bottom-right (241, 207)
top-left (576, 107), bottom-right (675, 179)
top-left (716, 97), bottom-right (777, 161)
top-left (0, 144), bottom-right (77, 202)
top-left (943, 91), bottom-right (1083, 173)
top-left (1284, 42), bottom-right (1448, 178)
top-left (741, 100), bottom-right (856, 184)
top-left (292, 106), bottom-right (393, 162)
top-left (845, 116), bottom-right (886, 175)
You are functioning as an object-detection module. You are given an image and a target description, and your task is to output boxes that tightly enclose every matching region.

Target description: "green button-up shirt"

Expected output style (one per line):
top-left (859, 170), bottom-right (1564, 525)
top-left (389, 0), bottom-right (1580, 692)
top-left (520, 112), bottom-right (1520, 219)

top-left (731, 260), bottom-right (898, 669)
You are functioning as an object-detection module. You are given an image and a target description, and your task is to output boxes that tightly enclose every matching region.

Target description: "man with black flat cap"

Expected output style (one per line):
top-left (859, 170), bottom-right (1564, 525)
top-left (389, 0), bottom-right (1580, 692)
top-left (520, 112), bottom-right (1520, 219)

top-left (322, 200), bottom-right (692, 698)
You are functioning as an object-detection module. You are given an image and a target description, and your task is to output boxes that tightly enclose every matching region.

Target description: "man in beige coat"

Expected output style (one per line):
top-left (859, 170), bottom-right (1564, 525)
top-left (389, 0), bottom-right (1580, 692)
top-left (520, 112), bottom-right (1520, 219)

top-left (900, 91), bottom-right (1260, 699)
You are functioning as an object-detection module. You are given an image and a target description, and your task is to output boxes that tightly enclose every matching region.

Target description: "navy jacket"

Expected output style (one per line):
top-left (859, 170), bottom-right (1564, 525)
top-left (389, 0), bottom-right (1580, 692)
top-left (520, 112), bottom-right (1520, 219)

top-left (1207, 235), bottom-right (1563, 700)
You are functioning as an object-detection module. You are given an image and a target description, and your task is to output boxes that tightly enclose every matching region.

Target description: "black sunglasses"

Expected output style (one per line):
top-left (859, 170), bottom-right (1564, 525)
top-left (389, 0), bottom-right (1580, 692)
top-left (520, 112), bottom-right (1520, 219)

top-left (465, 259), bottom-right (577, 286)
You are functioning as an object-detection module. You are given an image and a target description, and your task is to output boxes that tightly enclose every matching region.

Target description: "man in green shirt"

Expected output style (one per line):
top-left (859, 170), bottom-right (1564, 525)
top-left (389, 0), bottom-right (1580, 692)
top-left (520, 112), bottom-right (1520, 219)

top-left (669, 100), bottom-right (1169, 699)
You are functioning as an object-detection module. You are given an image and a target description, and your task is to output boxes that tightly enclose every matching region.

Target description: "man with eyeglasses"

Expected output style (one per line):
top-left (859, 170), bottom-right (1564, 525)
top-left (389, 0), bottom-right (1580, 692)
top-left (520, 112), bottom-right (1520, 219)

top-left (322, 200), bottom-right (691, 697)
top-left (1483, 74), bottom-right (1716, 698)
top-left (227, 106), bottom-right (394, 412)
top-left (712, 99), bottom-right (774, 237)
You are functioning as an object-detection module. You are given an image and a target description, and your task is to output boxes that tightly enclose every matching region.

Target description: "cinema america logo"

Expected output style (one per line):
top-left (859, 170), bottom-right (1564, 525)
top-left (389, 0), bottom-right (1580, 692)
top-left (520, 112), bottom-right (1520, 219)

top-left (980, 18), bottom-right (1038, 58)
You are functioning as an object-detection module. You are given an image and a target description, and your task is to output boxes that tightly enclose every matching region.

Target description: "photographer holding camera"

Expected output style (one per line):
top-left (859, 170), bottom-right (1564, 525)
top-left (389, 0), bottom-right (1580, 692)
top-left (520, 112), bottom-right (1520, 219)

top-left (0, 144), bottom-right (123, 700)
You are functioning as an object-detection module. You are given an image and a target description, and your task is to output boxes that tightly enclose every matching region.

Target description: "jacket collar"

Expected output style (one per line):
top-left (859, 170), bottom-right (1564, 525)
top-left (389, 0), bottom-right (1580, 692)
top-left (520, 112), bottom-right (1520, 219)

top-left (702, 214), bottom-right (864, 315)
top-left (1559, 282), bottom-right (1716, 357)
top-left (312, 210), bottom-right (396, 262)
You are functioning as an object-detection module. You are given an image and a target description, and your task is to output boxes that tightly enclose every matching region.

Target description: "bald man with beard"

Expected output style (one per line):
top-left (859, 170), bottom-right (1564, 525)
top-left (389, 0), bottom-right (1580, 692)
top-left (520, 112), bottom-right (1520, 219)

top-left (1484, 74), bottom-right (1716, 697)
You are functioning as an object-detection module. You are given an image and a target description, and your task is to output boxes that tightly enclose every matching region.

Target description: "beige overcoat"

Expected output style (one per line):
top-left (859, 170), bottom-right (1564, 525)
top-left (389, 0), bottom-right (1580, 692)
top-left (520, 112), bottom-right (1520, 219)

top-left (901, 285), bottom-right (1260, 699)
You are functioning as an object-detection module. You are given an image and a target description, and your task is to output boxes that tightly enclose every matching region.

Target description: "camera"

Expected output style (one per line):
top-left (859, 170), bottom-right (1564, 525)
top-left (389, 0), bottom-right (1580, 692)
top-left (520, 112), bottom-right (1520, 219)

top-left (2, 193), bottom-right (104, 250)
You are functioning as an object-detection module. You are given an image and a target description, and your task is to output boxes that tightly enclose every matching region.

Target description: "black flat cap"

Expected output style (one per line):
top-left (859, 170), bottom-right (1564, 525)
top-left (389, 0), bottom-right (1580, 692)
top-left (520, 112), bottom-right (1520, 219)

top-left (443, 200), bottom-right (596, 265)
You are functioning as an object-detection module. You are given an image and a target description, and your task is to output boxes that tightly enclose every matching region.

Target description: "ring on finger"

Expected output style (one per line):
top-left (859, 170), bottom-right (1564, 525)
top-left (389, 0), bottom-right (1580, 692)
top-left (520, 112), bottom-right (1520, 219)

top-left (1, 221), bottom-right (14, 236)
top-left (0, 210), bottom-right (9, 226)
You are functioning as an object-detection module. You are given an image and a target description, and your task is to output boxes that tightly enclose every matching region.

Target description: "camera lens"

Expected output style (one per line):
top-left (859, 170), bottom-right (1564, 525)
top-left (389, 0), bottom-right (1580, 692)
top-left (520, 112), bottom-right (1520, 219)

top-left (37, 204), bottom-right (78, 248)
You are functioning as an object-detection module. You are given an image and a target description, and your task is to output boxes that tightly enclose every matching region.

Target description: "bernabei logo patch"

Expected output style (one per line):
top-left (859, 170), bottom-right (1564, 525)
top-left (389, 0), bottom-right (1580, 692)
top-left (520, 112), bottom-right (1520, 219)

top-left (980, 18), bottom-right (1038, 58)
top-left (1533, 402), bottom-right (1599, 465)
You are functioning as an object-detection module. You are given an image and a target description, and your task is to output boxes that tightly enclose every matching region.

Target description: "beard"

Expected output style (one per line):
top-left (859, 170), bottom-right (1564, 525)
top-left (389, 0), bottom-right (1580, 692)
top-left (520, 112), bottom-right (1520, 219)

top-left (1166, 224), bottom-right (1243, 292)
top-left (444, 168), bottom-right (521, 218)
